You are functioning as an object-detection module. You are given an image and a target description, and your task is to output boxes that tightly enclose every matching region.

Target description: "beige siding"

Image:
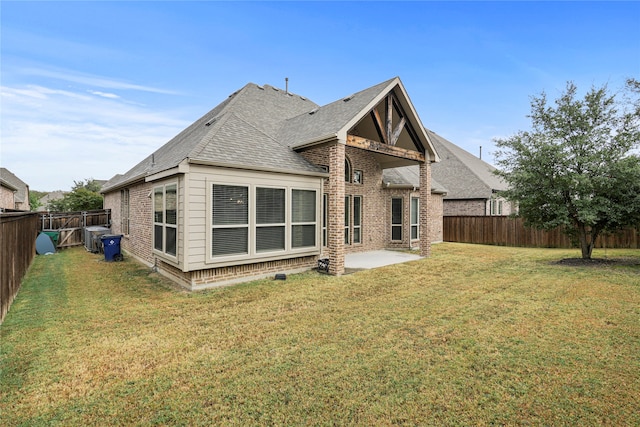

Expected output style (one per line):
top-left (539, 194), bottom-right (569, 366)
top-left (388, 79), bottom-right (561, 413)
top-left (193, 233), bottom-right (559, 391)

top-left (185, 165), bottom-right (323, 272)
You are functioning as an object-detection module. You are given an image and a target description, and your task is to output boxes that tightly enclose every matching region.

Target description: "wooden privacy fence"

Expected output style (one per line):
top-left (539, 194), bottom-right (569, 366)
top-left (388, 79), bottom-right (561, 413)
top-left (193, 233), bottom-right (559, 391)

top-left (40, 209), bottom-right (111, 248)
top-left (1, 212), bottom-right (39, 323)
top-left (443, 216), bottom-right (640, 249)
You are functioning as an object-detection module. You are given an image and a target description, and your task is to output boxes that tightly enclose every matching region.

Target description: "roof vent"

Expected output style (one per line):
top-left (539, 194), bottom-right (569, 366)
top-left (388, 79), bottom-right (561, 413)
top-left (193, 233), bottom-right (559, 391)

top-left (343, 94), bottom-right (354, 102)
top-left (272, 87), bottom-right (279, 92)
top-left (309, 108), bottom-right (319, 115)
top-left (300, 96), bottom-right (306, 101)
top-left (257, 85), bottom-right (264, 90)
top-left (205, 117), bottom-right (217, 126)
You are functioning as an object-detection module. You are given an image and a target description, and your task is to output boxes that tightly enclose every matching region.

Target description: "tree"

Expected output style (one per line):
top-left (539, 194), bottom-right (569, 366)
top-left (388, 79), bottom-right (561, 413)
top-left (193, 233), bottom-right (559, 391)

top-left (494, 81), bottom-right (640, 259)
top-left (46, 179), bottom-right (104, 212)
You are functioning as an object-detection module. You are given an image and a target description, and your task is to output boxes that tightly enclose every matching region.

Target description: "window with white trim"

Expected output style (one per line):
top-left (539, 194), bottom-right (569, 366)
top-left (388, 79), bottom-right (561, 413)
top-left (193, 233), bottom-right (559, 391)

top-left (256, 187), bottom-right (285, 253)
top-left (391, 197), bottom-right (403, 241)
top-left (210, 183), bottom-right (318, 260)
top-left (491, 198), bottom-right (503, 216)
top-left (292, 189), bottom-right (316, 248)
top-left (410, 197), bottom-right (419, 240)
top-left (153, 183), bottom-right (177, 257)
top-left (212, 184), bottom-right (248, 257)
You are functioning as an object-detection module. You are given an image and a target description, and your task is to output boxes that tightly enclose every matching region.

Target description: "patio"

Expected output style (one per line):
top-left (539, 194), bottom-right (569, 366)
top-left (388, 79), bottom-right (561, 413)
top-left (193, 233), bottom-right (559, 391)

top-left (344, 249), bottom-right (422, 270)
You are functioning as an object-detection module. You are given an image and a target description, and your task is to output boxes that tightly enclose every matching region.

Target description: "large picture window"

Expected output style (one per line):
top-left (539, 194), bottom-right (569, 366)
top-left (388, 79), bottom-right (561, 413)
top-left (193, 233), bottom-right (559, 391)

top-left (391, 197), bottom-right (403, 241)
top-left (212, 184), bottom-right (248, 257)
top-left (153, 183), bottom-right (177, 257)
top-left (210, 183), bottom-right (318, 260)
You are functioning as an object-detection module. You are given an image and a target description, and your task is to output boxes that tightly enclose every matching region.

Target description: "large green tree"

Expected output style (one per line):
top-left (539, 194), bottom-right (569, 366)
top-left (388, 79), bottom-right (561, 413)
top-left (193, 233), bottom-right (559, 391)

top-left (46, 179), bottom-right (103, 212)
top-left (494, 80), bottom-right (640, 259)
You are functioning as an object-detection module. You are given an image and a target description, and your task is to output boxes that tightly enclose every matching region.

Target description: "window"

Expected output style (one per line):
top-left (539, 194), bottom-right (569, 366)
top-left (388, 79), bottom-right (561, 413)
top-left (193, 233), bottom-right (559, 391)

top-left (344, 196), bottom-right (350, 244)
top-left (212, 184), bottom-right (248, 257)
top-left (410, 197), bottom-right (419, 240)
top-left (391, 198), bottom-right (403, 241)
top-left (322, 194), bottom-right (328, 247)
top-left (153, 183), bottom-right (177, 257)
top-left (353, 196), bottom-right (362, 244)
top-left (353, 170), bottom-right (363, 184)
top-left (345, 158), bottom-right (352, 182)
top-left (491, 198), bottom-right (503, 216)
top-left (256, 187), bottom-right (285, 252)
top-left (120, 189), bottom-right (130, 235)
top-left (292, 189), bottom-right (316, 248)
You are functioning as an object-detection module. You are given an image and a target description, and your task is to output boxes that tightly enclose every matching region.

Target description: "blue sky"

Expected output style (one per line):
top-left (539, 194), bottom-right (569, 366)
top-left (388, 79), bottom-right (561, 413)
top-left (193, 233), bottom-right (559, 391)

top-left (1, 1), bottom-right (638, 191)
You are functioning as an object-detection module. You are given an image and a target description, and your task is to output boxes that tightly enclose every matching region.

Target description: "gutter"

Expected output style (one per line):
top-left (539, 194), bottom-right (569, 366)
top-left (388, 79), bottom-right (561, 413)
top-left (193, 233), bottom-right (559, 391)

top-left (187, 158), bottom-right (329, 178)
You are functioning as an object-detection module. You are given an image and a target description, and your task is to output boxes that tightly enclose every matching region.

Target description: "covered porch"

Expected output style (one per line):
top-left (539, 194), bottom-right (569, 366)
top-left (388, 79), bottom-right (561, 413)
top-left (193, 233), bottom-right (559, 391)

top-left (344, 249), bottom-right (422, 270)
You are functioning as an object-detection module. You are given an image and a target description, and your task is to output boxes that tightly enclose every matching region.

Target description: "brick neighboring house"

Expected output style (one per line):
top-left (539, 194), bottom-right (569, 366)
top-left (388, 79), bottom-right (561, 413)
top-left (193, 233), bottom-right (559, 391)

top-left (102, 77), bottom-right (442, 290)
top-left (0, 168), bottom-right (30, 211)
top-left (428, 130), bottom-right (514, 216)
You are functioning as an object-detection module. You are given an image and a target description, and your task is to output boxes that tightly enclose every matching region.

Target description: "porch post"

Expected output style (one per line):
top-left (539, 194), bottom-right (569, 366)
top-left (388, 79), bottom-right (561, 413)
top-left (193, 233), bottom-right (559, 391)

top-left (327, 141), bottom-right (345, 275)
top-left (419, 160), bottom-right (432, 257)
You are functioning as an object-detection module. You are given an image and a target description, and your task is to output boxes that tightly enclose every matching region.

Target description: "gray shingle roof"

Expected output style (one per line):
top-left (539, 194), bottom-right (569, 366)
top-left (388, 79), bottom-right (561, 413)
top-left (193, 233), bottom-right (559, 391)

top-left (382, 166), bottom-right (448, 194)
top-left (278, 78), bottom-right (397, 148)
top-left (428, 130), bottom-right (507, 200)
top-left (103, 83), bottom-right (324, 192)
top-left (102, 78), bottom-right (438, 193)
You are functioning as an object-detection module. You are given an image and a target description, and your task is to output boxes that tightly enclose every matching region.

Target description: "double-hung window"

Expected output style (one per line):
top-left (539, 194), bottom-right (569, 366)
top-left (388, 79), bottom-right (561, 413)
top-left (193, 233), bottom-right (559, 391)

top-left (153, 183), bottom-right (177, 257)
top-left (410, 197), bottom-right (419, 240)
top-left (212, 184), bottom-right (249, 257)
top-left (292, 189), bottom-right (316, 248)
top-left (256, 187), bottom-right (285, 252)
top-left (391, 197), bottom-right (403, 241)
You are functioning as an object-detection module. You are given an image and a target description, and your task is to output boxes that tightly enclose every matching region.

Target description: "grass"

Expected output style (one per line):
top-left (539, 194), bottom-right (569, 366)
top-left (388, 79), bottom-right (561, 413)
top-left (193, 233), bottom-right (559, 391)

top-left (1, 243), bottom-right (639, 426)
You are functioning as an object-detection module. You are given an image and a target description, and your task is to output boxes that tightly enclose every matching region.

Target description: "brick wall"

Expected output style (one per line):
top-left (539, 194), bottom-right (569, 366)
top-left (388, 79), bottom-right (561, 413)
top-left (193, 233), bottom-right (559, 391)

top-left (444, 199), bottom-right (487, 216)
top-left (0, 186), bottom-right (15, 210)
top-left (104, 180), bottom-right (154, 266)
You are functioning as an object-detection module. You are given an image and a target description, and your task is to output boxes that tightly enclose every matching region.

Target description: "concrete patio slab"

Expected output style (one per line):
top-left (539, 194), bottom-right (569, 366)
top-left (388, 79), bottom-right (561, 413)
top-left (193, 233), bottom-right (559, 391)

top-left (345, 250), bottom-right (422, 270)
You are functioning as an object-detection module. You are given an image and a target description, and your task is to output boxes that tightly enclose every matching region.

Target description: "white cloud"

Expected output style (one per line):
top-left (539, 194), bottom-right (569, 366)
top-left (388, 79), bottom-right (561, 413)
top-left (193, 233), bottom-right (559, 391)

top-left (89, 90), bottom-right (120, 99)
top-left (0, 84), bottom-right (190, 191)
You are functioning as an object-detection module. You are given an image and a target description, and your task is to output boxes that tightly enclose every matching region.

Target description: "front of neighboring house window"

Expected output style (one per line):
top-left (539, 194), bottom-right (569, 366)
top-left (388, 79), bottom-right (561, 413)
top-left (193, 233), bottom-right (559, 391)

top-left (121, 189), bottom-right (130, 235)
top-left (153, 183), bottom-right (177, 257)
top-left (353, 196), bottom-right (362, 244)
top-left (490, 198), bottom-right (503, 216)
top-left (410, 197), bottom-right (419, 240)
top-left (391, 197), bottom-right (403, 241)
top-left (211, 183), bottom-right (318, 261)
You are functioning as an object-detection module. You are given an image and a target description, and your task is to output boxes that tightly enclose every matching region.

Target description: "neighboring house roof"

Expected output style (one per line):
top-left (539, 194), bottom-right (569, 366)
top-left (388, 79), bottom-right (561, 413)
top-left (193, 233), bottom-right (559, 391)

top-left (427, 130), bottom-right (507, 200)
top-left (0, 168), bottom-right (29, 204)
top-left (103, 77), bottom-right (439, 193)
top-left (37, 190), bottom-right (68, 211)
top-left (382, 166), bottom-right (448, 194)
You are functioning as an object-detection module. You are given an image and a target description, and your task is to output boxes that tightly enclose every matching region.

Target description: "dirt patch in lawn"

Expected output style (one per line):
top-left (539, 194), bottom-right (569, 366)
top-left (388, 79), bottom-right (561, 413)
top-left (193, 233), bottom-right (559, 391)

top-left (554, 257), bottom-right (640, 267)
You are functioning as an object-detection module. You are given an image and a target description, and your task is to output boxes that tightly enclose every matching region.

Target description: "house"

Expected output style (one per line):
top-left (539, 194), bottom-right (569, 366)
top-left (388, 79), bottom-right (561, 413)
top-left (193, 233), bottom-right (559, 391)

top-left (102, 77), bottom-right (442, 290)
top-left (37, 191), bottom-right (68, 212)
top-left (0, 168), bottom-right (30, 211)
top-left (428, 130), bottom-right (513, 216)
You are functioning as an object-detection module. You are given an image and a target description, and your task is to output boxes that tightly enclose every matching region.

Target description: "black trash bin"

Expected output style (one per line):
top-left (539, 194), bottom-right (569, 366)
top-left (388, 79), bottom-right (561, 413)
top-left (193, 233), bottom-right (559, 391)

top-left (101, 234), bottom-right (123, 261)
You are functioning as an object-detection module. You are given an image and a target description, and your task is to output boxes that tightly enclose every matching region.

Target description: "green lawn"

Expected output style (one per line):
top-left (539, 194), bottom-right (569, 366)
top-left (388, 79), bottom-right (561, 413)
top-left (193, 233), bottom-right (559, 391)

top-left (1, 244), bottom-right (639, 426)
